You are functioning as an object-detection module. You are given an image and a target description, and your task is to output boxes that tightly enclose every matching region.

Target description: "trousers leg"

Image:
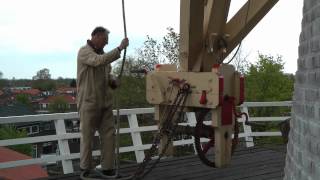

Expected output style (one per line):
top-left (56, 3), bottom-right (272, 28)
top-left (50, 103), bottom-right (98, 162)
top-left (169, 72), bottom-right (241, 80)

top-left (98, 106), bottom-right (115, 170)
top-left (80, 107), bottom-right (100, 170)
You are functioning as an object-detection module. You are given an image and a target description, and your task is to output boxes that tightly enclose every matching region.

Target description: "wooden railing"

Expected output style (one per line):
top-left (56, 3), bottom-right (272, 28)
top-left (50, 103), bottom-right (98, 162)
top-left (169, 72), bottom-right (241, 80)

top-left (0, 101), bottom-right (292, 174)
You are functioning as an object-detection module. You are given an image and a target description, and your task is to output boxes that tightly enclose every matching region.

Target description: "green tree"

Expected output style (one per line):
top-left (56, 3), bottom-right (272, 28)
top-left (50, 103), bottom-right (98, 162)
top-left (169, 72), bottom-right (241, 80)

top-left (136, 35), bottom-right (162, 71)
top-left (113, 76), bottom-right (148, 109)
top-left (161, 27), bottom-right (180, 65)
top-left (0, 71), bottom-right (3, 79)
top-left (49, 96), bottom-right (69, 113)
top-left (0, 125), bottom-right (32, 156)
top-left (135, 27), bottom-right (180, 71)
top-left (15, 94), bottom-right (32, 107)
top-left (32, 79), bottom-right (56, 91)
top-left (245, 54), bottom-right (294, 102)
top-left (70, 79), bottom-right (77, 88)
top-left (0, 79), bottom-right (8, 89)
top-left (244, 54), bottom-right (294, 144)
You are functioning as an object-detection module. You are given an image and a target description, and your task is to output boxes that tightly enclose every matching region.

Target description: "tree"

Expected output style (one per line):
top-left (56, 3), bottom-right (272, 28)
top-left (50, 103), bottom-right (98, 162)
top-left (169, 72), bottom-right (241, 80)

top-left (70, 79), bottom-right (77, 88)
top-left (136, 35), bottom-right (162, 71)
top-left (33, 68), bottom-right (51, 80)
top-left (49, 96), bottom-right (69, 113)
top-left (32, 79), bottom-right (56, 91)
top-left (226, 46), bottom-right (250, 74)
top-left (0, 71), bottom-right (3, 79)
top-left (161, 27), bottom-right (180, 65)
top-left (0, 125), bottom-right (32, 156)
top-left (113, 76), bottom-right (149, 109)
top-left (134, 27), bottom-right (180, 71)
top-left (245, 54), bottom-right (294, 102)
top-left (15, 94), bottom-right (31, 107)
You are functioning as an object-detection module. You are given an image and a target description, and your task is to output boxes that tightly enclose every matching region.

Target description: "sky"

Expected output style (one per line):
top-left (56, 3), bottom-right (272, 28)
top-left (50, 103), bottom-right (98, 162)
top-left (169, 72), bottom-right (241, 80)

top-left (0, 0), bottom-right (303, 79)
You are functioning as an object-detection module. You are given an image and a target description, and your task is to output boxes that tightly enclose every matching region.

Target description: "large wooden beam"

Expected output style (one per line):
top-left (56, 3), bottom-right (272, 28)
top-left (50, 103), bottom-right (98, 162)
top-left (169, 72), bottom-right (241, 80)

top-left (200, 0), bottom-right (231, 72)
top-left (203, 0), bottom-right (231, 41)
top-left (179, 0), bottom-right (204, 72)
top-left (224, 0), bottom-right (279, 57)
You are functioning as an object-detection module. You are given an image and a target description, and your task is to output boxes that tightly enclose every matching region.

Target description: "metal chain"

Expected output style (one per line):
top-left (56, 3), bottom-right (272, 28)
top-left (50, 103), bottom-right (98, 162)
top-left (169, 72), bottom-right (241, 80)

top-left (132, 83), bottom-right (191, 180)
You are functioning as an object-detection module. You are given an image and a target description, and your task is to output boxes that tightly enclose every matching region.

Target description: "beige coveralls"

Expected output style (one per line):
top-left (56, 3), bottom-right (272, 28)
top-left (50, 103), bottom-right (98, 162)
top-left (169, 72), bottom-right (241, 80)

top-left (77, 43), bottom-right (121, 170)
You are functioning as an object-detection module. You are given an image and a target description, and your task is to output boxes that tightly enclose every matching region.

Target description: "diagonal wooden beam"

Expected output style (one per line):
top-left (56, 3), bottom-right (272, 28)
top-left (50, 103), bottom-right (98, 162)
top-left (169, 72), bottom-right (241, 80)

top-left (203, 0), bottom-right (231, 40)
top-left (224, 0), bottom-right (279, 57)
top-left (199, 0), bottom-right (231, 72)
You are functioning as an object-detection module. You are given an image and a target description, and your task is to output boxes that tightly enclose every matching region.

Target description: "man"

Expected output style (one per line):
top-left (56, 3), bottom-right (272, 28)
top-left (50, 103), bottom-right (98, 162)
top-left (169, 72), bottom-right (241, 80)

top-left (77, 26), bottom-right (129, 177)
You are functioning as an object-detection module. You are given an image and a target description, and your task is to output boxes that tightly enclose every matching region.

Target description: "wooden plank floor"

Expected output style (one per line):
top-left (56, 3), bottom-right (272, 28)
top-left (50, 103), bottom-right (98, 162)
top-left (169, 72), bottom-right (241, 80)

top-left (47, 145), bottom-right (286, 180)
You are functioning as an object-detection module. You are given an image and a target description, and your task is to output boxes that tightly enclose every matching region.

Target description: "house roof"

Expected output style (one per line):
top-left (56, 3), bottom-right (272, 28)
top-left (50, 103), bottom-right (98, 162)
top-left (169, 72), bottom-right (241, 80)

top-left (13, 89), bottom-right (41, 96)
top-left (0, 147), bottom-right (48, 180)
top-left (39, 95), bottom-right (76, 104)
top-left (56, 87), bottom-right (76, 94)
top-left (0, 103), bottom-right (36, 117)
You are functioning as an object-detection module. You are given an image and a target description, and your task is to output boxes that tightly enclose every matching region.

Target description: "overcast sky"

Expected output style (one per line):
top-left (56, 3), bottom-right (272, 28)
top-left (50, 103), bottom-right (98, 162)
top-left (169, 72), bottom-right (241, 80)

top-left (0, 0), bottom-right (303, 79)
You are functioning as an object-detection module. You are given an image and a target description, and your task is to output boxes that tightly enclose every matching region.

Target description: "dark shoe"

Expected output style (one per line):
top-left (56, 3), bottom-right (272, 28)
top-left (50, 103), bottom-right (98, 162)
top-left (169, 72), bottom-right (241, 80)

top-left (102, 169), bottom-right (116, 176)
top-left (80, 168), bottom-right (91, 178)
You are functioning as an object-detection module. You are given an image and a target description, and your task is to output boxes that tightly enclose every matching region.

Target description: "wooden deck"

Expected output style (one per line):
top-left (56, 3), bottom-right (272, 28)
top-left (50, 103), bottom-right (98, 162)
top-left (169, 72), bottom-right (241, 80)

top-left (46, 145), bottom-right (286, 180)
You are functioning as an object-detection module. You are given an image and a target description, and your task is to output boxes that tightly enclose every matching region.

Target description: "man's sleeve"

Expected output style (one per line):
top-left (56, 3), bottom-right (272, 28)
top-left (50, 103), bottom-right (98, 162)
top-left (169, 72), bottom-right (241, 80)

top-left (78, 47), bottom-right (121, 67)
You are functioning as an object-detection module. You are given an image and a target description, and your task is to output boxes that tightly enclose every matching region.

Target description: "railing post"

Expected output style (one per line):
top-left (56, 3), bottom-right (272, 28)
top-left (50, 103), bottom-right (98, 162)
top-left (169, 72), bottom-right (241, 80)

top-left (240, 106), bottom-right (254, 147)
top-left (186, 112), bottom-right (198, 155)
top-left (54, 119), bottom-right (74, 174)
top-left (128, 114), bottom-right (145, 163)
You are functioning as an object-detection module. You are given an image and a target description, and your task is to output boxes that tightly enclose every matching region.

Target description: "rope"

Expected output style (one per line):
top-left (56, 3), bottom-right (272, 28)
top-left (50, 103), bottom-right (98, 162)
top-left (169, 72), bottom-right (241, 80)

top-left (118, 0), bottom-right (127, 80)
top-left (226, 0), bottom-right (251, 64)
top-left (115, 0), bottom-right (127, 178)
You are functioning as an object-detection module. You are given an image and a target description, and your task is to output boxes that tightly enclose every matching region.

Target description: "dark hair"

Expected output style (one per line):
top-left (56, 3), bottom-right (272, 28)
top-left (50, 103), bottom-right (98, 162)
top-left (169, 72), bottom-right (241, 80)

top-left (91, 26), bottom-right (110, 36)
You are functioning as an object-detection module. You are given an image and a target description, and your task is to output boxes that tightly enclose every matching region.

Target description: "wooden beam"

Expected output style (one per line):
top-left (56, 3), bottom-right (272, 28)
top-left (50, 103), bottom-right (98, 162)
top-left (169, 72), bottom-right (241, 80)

top-left (200, 0), bottom-right (231, 72)
top-left (224, 0), bottom-right (279, 57)
top-left (203, 0), bottom-right (231, 39)
top-left (179, 0), bottom-right (204, 72)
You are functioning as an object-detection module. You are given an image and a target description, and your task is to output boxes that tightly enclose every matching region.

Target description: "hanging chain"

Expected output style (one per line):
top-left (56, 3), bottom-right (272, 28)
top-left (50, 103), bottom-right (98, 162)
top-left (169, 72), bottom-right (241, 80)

top-left (132, 83), bottom-right (191, 180)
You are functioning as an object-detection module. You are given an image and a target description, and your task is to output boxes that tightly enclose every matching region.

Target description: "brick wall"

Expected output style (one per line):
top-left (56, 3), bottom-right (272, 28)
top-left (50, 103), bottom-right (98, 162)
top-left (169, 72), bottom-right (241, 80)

top-left (284, 0), bottom-right (320, 179)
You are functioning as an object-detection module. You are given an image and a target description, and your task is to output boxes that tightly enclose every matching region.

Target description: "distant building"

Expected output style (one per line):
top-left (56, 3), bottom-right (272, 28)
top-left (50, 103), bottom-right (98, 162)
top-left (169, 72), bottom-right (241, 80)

top-left (0, 103), bottom-right (57, 158)
top-left (38, 95), bottom-right (77, 112)
top-left (56, 87), bottom-right (76, 96)
top-left (12, 88), bottom-right (41, 97)
top-left (10, 86), bottom-right (32, 91)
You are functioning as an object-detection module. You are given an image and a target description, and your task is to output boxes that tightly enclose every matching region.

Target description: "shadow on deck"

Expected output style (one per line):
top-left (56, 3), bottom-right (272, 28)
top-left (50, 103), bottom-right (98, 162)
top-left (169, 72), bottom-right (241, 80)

top-left (46, 145), bottom-right (287, 180)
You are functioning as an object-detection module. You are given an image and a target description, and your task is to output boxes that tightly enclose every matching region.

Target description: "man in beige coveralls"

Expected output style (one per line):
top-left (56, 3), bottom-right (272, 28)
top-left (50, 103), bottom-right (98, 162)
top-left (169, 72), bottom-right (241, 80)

top-left (77, 26), bottom-right (129, 177)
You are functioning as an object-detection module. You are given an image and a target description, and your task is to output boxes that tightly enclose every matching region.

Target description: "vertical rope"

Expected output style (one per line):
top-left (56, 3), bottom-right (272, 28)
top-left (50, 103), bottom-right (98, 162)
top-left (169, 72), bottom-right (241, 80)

top-left (115, 0), bottom-right (127, 177)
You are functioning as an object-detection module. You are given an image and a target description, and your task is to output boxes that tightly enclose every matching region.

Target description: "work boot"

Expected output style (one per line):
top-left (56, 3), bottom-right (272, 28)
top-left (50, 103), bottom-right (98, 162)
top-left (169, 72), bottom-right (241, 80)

top-left (80, 168), bottom-right (92, 178)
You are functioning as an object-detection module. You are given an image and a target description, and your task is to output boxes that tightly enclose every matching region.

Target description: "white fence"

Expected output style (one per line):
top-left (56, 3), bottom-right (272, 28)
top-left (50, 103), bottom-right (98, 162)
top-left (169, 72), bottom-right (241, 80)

top-left (0, 101), bottom-right (292, 174)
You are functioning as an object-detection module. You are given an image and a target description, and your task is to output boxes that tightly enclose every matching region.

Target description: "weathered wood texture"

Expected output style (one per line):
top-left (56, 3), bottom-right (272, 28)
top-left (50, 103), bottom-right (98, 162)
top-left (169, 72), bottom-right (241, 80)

top-left (47, 146), bottom-right (286, 180)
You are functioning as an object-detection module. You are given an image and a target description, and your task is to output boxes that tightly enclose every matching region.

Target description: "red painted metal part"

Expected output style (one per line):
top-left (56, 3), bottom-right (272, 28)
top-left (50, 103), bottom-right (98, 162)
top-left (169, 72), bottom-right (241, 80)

top-left (219, 76), bottom-right (224, 105)
top-left (199, 90), bottom-right (208, 105)
top-left (221, 97), bottom-right (234, 125)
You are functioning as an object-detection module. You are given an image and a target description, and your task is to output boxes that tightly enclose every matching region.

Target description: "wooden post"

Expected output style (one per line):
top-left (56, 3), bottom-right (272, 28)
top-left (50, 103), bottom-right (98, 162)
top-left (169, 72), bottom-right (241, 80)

top-left (179, 0), bottom-right (204, 72)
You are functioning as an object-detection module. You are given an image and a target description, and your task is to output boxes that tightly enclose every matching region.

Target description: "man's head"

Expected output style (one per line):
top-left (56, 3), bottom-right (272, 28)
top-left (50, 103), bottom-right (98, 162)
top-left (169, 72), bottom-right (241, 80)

top-left (91, 26), bottom-right (110, 50)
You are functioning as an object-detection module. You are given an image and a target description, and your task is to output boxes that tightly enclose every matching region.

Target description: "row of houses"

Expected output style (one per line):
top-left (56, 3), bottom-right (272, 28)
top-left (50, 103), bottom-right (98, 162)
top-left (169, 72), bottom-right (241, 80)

top-left (0, 86), bottom-right (77, 113)
top-left (0, 86), bottom-right (80, 170)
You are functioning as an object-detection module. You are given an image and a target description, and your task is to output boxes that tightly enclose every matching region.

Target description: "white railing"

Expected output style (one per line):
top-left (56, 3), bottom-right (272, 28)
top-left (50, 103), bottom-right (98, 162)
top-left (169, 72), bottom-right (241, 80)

top-left (0, 101), bottom-right (292, 174)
